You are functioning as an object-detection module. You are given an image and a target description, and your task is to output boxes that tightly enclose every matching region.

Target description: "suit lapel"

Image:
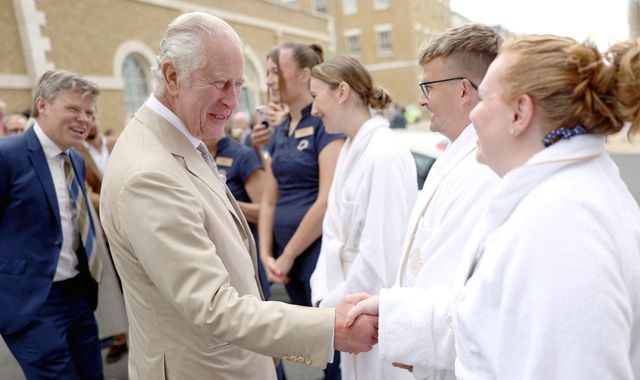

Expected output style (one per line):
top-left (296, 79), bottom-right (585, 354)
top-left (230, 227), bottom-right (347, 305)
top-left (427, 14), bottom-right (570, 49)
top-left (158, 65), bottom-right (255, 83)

top-left (135, 106), bottom-right (245, 232)
top-left (134, 106), bottom-right (263, 298)
top-left (25, 127), bottom-right (61, 224)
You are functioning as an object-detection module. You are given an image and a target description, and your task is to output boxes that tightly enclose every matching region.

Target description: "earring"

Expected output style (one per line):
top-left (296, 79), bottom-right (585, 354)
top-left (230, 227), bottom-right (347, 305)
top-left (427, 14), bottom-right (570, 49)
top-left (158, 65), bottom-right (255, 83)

top-left (510, 127), bottom-right (516, 136)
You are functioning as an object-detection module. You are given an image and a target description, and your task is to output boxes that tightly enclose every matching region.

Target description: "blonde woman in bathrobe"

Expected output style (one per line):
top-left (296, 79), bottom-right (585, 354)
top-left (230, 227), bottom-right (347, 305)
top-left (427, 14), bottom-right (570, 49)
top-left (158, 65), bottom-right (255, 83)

top-left (348, 36), bottom-right (640, 379)
top-left (309, 56), bottom-right (417, 380)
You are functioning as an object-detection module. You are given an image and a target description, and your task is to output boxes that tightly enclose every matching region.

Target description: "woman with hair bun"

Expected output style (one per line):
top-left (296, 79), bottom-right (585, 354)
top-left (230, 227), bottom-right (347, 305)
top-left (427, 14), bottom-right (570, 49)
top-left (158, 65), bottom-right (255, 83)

top-left (309, 56), bottom-right (417, 380)
top-left (451, 36), bottom-right (640, 378)
top-left (257, 42), bottom-right (345, 379)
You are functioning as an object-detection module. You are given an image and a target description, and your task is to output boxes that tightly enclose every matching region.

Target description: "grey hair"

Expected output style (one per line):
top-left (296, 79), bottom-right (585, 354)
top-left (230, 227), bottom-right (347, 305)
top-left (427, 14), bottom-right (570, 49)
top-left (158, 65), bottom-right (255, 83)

top-left (32, 70), bottom-right (100, 118)
top-left (151, 12), bottom-right (242, 95)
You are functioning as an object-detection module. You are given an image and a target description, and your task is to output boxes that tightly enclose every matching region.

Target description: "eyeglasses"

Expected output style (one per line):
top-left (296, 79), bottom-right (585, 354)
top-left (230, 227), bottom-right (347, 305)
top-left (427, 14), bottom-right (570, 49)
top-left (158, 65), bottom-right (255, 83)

top-left (418, 77), bottom-right (478, 99)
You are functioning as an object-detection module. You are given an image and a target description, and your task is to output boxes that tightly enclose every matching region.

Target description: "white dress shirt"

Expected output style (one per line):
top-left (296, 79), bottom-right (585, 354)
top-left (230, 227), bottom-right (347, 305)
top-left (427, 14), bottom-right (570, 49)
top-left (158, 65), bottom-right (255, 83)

top-left (34, 123), bottom-right (80, 281)
top-left (146, 95), bottom-right (202, 149)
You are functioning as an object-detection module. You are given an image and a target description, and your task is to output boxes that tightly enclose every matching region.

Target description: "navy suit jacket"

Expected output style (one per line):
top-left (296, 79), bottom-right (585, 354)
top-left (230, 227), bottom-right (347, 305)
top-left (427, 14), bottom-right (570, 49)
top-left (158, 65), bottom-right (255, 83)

top-left (0, 127), bottom-right (97, 335)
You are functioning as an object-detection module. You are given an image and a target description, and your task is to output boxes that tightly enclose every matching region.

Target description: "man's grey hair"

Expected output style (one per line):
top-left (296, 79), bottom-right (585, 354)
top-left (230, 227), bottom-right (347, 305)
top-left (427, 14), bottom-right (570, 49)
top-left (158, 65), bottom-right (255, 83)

top-left (418, 23), bottom-right (502, 83)
top-left (32, 70), bottom-right (100, 118)
top-left (151, 12), bottom-right (242, 95)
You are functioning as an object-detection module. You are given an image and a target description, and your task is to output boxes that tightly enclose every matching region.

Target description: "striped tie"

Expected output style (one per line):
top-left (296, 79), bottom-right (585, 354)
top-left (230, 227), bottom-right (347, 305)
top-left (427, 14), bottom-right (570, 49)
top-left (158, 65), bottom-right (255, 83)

top-left (196, 143), bottom-right (224, 181)
top-left (62, 153), bottom-right (102, 282)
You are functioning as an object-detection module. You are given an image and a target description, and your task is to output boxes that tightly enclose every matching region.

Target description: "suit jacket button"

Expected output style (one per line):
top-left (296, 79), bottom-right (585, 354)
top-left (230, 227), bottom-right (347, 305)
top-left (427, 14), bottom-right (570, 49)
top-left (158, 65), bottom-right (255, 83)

top-left (54, 241), bottom-right (62, 247)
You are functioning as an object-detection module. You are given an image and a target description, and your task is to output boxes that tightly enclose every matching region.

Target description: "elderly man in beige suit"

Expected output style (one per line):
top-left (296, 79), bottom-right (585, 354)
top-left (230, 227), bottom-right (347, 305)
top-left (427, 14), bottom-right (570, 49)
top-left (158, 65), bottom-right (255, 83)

top-left (100, 12), bottom-right (377, 380)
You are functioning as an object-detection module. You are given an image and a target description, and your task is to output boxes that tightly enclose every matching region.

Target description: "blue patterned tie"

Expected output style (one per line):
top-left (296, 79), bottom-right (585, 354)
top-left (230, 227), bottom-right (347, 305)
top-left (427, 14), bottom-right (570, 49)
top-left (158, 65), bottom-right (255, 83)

top-left (62, 153), bottom-right (102, 282)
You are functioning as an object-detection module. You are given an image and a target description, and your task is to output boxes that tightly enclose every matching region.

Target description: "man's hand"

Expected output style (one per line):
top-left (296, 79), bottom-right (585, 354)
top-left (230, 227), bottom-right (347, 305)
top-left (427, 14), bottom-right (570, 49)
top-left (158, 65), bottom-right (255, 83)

top-left (334, 294), bottom-right (378, 354)
top-left (344, 295), bottom-right (379, 327)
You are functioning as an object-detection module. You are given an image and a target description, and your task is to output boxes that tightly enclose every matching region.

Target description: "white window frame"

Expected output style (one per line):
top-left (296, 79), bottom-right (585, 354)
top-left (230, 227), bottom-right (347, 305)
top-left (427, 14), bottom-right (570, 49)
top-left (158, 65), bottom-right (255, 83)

top-left (374, 24), bottom-right (393, 56)
top-left (373, 0), bottom-right (390, 10)
top-left (342, 0), bottom-right (358, 15)
top-left (344, 29), bottom-right (362, 57)
top-left (314, 0), bottom-right (328, 12)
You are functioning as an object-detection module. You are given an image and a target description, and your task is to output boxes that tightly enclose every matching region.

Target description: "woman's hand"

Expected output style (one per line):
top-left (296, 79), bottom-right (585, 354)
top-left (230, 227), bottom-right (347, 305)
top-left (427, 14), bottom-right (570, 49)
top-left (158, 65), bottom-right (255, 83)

top-left (264, 102), bottom-right (288, 127)
top-left (260, 255), bottom-right (288, 284)
top-left (251, 122), bottom-right (271, 150)
top-left (344, 295), bottom-right (380, 327)
top-left (272, 252), bottom-right (295, 284)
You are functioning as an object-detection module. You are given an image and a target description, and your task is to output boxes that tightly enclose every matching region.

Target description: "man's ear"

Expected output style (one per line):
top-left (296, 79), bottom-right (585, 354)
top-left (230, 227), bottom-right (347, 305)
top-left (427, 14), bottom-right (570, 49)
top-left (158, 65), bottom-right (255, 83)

top-left (460, 79), bottom-right (475, 100)
top-left (511, 93), bottom-right (534, 136)
top-left (162, 61), bottom-right (180, 95)
top-left (337, 82), bottom-right (351, 105)
top-left (35, 97), bottom-right (48, 116)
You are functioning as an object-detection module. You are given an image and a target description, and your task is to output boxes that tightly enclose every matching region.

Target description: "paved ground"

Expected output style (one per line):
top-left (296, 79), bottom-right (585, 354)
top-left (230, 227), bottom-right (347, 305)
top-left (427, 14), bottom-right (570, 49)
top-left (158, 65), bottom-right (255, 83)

top-left (611, 153), bottom-right (640, 204)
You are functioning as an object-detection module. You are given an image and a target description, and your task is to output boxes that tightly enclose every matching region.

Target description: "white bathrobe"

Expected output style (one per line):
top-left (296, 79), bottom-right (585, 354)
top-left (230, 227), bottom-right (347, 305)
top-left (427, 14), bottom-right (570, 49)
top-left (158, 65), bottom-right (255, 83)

top-left (311, 115), bottom-right (417, 380)
top-left (378, 125), bottom-right (499, 380)
top-left (453, 134), bottom-right (640, 379)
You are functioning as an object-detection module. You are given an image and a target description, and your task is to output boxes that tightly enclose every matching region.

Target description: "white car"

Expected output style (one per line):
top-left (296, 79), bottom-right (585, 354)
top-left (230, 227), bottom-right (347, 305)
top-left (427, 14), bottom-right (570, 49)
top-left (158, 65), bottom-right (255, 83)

top-left (392, 128), bottom-right (449, 189)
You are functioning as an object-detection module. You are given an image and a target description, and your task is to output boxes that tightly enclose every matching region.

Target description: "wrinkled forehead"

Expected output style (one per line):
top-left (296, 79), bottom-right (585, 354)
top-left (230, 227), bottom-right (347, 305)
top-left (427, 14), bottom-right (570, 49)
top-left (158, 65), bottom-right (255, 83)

top-left (205, 38), bottom-right (244, 77)
top-left (46, 89), bottom-right (97, 105)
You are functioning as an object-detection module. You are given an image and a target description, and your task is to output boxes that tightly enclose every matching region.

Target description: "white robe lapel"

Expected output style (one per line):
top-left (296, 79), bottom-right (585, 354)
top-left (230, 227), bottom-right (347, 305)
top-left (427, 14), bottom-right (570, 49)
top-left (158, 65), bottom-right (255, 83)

top-left (397, 125), bottom-right (478, 286)
top-left (459, 134), bottom-right (605, 285)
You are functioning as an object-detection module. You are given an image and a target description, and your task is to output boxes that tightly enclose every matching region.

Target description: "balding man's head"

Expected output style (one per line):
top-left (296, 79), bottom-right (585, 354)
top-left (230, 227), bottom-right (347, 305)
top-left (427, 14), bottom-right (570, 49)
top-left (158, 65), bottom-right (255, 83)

top-left (4, 114), bottom-right (28, 135)
top-left (151, 12), bottom-right (242, 96)
top-left (230, 112), bottom-right (251, 131)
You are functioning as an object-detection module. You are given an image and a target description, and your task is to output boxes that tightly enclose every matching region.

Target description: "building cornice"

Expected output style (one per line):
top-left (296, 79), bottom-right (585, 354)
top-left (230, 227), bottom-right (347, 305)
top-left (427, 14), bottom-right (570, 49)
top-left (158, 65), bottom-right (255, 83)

top-left (0, 74), bottom-right (31, 89)
top-left (366, 60), bottom-right (417, 72)
top-left (131, 0), bottom-right (332, 42)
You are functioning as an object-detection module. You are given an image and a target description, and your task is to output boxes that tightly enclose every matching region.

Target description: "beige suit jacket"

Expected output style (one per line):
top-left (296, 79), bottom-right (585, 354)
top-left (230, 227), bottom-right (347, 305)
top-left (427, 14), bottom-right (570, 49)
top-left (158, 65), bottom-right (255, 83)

top-left (100, 106), bottom-right (334, 379)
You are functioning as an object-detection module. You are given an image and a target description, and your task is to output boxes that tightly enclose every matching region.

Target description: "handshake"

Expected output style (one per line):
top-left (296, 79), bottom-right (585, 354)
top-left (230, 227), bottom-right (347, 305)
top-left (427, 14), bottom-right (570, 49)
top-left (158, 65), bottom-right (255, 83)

top-left (333, 293), bottom-right (381, 354)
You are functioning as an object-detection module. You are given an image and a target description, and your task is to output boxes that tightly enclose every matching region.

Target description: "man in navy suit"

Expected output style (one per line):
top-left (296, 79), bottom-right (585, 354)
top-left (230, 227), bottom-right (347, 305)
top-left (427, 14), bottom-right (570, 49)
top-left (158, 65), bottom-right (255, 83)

top-left (0, 70), bottom-right (103, 379)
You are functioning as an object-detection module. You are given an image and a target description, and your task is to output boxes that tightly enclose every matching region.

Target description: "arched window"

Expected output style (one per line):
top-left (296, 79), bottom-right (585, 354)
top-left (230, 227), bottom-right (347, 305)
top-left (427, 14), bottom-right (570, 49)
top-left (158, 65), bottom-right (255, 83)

top-left (241, 50), bottom-right (263, 115)
top-left (122, 54), bottom-right (150, 115)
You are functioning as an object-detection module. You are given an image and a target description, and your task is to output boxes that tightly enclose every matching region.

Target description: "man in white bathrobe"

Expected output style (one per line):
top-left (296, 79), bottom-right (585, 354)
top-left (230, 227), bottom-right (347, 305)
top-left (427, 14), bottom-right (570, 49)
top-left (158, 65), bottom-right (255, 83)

top-left (349, 24), bottom-right (502, 380)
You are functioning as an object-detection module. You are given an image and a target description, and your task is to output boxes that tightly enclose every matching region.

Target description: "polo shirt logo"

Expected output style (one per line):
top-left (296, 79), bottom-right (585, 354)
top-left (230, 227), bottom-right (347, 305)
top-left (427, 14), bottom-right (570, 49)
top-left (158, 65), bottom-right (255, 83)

top-left (297, 139), bottom-right (309, 151)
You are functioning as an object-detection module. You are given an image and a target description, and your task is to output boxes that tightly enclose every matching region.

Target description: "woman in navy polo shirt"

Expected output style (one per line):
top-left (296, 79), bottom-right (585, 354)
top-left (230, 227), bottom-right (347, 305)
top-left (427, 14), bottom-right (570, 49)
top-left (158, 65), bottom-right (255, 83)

top-left (258, 42), bottom-right (345, 308)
